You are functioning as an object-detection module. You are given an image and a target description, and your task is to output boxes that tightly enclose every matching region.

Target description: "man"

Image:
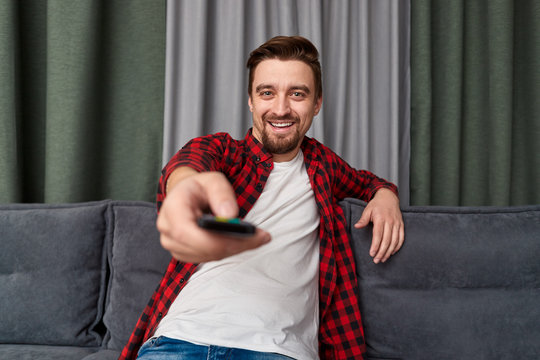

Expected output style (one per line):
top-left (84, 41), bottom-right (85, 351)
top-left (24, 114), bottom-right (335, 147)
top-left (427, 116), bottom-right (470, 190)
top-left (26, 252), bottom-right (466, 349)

top-left (121, 36), bottom-right (404, 360)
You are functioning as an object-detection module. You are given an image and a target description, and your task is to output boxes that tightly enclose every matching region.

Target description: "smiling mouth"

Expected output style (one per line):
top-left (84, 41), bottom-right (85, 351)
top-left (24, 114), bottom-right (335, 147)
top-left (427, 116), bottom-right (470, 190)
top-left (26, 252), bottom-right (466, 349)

top-left (269, 122), bottom-right (294, 128)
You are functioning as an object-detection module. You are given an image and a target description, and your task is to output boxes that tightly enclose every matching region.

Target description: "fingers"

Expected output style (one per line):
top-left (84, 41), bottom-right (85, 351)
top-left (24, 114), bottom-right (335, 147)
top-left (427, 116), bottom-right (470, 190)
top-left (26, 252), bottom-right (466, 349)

top-left (160, 226), bottom-right (271, 264)
top-left (354, 207), bottom-right (371, 229)
top-left (355, 188), bottom-right (404, 264)
top-left (368, 221), bottom-right (395, 264)
top-left (370, 221), bottom-right (404, 264)
top-left (197, 173), bottom-right (239, 218)
top-left (395, 223), bottom-right (405, 255)
top-left (368, 219), bottom-right (383, 260)
top-left (359, 204), bottom-right (404, 264)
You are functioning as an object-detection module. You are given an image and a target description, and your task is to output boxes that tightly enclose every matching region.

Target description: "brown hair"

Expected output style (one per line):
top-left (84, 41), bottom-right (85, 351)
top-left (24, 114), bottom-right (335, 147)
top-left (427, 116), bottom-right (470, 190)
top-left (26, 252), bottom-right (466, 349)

top-left (246, 36), bottom-right (322, 99)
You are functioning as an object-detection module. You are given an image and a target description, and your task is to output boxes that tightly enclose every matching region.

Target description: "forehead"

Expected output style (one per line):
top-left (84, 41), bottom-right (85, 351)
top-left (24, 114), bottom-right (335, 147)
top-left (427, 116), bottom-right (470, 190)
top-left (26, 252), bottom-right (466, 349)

top-left (252, 59), bottom-right (315, 89)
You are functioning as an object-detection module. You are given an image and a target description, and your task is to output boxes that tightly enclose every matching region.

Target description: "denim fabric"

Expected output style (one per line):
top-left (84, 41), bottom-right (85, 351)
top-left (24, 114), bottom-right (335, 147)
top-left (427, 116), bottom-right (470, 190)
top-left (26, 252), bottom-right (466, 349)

top-left (137, 337), bottom-right (295, 360)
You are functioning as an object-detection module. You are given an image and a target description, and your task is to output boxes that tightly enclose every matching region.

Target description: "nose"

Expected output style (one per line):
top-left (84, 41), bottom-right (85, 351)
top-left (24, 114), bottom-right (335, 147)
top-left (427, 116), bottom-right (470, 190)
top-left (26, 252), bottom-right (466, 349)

top-left (272, 95), bottom-right (291, 117)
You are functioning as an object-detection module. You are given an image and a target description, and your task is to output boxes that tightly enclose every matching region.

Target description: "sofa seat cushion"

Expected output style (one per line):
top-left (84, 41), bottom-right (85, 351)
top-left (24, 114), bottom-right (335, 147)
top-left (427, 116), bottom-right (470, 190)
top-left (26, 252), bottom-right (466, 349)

top-left (0, 343), bottom-right (98, 360)
top-left (342, 199), bottom-right (540, 360)
top-left (0, 202), bottom-right (109, 347)
top-left (81, 349), bottom-right (121, 360)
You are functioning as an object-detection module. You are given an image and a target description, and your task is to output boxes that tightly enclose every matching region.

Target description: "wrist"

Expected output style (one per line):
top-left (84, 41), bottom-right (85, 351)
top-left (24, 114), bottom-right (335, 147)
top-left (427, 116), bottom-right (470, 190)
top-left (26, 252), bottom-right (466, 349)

top-left (373, 187), bottom-right (399, 202)
top-left (166, 167), bottom-right (199, 195)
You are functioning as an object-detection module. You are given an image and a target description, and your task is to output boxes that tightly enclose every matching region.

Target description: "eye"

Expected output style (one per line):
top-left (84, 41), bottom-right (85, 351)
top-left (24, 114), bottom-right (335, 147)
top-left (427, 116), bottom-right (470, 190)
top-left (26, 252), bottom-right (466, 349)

top-left (259, 90), bottom-right (273, 97)
top-left (290, 91), bottom-right (305, 98)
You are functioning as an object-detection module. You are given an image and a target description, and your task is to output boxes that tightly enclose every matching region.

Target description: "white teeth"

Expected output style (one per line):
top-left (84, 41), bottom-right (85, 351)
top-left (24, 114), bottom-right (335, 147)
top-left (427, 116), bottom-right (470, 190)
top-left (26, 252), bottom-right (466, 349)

top-left (271, 122), bottom-right (293, 128)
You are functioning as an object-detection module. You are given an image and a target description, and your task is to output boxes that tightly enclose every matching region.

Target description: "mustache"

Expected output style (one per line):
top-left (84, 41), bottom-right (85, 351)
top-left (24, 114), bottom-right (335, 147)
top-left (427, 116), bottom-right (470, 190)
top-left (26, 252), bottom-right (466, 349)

top-left (263, 114), bottom-right (299, 122)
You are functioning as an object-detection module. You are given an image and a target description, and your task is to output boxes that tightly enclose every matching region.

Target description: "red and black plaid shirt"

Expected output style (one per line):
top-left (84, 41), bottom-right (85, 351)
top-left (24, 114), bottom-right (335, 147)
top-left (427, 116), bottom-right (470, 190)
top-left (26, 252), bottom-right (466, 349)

top-left (120, 130), bottom-right (397, 360)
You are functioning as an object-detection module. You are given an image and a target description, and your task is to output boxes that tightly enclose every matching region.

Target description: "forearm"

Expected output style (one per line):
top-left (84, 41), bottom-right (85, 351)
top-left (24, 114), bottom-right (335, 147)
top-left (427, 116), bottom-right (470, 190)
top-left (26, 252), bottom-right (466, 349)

top-left (335, 167), bottom-right (398, 201)
top-left (165, 167), bottom-right (199, 195)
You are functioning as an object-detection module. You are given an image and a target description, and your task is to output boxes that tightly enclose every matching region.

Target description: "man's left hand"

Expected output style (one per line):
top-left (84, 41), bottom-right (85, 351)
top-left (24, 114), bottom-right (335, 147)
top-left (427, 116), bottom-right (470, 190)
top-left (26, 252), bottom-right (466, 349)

top-left (355, 188), bottom-right (404, 263)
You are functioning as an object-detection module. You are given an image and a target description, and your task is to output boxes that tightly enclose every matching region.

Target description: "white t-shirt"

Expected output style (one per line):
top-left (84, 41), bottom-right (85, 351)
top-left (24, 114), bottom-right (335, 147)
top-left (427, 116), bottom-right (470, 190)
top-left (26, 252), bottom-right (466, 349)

top-left (154, 150), bottom-right (320, 360)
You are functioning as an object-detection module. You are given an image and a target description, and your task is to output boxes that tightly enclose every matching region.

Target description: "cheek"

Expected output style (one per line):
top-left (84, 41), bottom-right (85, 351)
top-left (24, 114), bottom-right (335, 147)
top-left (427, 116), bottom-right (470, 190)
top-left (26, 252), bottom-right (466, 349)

top-left (299, 112), bottom-right (314, 132)
top-left (252, 110), bottom-right (269, 134)
top-left (301, 119), bottom-right (313, 133)
top-left (253, 110), bottom-right (266, 124)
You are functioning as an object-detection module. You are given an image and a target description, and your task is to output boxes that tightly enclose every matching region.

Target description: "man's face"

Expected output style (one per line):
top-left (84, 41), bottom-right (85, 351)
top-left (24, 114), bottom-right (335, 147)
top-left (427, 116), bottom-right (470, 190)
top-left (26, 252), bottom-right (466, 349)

top-left (249, 59), bottom-right (322, 162)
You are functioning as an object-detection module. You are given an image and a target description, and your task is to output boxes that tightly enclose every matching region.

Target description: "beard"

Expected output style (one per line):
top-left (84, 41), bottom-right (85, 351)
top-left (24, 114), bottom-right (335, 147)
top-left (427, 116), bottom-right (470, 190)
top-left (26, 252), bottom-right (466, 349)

top-left (260, 114), bottom-right (302, 155)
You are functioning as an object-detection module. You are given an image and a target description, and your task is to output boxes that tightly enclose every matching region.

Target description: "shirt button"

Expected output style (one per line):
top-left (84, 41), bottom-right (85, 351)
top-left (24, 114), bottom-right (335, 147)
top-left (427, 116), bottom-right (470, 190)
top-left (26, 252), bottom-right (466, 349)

top-left (255, 156), bottom-right (261, 162)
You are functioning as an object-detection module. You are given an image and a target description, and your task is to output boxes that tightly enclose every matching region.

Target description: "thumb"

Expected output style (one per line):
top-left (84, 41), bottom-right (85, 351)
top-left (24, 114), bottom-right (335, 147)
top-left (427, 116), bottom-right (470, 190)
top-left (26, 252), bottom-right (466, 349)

top-left (354, 208), bottom-right (372, 228)
top-left (214, 199), bottom-right (238, 218)
top-left (199, 172), bottom-right (239, 218)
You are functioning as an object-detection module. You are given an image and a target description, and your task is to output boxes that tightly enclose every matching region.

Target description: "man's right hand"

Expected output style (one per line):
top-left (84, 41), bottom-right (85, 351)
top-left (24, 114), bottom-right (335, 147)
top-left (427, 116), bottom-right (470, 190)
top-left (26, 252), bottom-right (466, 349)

top-left (156, 168), bottom-right (271, 263)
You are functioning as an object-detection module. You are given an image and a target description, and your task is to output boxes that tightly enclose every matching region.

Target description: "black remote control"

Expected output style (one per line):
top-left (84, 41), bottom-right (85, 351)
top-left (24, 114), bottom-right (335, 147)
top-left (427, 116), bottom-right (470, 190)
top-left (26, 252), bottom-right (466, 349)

top-left (197, 214), bottom-right (256, 236)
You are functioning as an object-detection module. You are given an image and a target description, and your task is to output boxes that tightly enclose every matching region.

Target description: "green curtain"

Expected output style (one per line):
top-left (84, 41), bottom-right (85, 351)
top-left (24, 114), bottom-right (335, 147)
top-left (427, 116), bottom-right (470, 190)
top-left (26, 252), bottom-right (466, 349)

top-left (0, 0), bottom-right (165, 203)
top-left (411, 0), bottom-right (540, 206)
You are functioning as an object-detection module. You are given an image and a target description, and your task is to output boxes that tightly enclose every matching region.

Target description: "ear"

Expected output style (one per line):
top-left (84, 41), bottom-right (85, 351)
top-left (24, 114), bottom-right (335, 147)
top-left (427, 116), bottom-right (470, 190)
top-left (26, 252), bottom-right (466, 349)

top-left (314, 95), bottom-right (322, 115)
top-left (248, 96), bottom-right (253, 112)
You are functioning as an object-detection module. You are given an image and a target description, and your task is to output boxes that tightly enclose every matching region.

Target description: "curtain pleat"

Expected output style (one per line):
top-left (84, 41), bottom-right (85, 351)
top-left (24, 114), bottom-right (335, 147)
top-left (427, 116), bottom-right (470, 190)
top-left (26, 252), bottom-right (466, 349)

top-left (163, 0), bottom-right (410, 204)
top-left (0, 0), bottom-right (166, 203)
top-left (411, 0), bottom-right (540, 206)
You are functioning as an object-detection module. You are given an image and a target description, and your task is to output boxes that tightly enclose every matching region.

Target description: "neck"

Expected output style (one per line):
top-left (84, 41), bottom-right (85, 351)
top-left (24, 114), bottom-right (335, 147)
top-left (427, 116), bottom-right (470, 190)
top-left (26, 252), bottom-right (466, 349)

top-left (272, 147), bottom-right (301, 162)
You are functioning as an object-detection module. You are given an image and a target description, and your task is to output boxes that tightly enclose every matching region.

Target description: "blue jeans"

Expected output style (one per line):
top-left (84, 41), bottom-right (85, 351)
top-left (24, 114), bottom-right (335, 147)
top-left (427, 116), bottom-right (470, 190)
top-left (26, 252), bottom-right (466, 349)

top-left (137, 336), bottom-right (296, 360)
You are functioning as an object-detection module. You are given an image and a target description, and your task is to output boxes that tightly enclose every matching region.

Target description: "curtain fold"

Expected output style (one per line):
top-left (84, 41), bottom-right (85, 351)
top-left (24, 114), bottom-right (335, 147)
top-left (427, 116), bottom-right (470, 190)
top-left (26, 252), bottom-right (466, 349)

top-left (0, 0), bottom-right (166, 203)
top-left (0, 0), bottom-right (20, 202)
top-left (411, 0), bottom-right (540, 206)
top-left (164, 0), bottom-right (411, 204)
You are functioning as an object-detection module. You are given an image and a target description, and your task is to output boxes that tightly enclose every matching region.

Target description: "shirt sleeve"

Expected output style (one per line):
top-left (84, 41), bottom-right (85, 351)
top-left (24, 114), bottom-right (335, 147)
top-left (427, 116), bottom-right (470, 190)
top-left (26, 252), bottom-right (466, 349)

top-left (156, 133), bottom-right (230, 210)
top-left (324, 146), bottom-right (398, 201)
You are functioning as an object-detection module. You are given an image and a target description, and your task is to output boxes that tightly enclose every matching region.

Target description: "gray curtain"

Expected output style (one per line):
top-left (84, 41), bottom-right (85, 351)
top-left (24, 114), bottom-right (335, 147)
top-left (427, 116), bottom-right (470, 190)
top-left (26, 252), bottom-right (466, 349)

top-left (163, 0), bottom-right (410, 204)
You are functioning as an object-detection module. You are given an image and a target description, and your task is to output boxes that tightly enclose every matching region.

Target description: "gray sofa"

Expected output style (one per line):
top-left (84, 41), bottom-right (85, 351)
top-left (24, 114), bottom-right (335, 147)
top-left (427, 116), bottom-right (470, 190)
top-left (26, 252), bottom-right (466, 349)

top-left (1, 199), bottom-right (539, 360)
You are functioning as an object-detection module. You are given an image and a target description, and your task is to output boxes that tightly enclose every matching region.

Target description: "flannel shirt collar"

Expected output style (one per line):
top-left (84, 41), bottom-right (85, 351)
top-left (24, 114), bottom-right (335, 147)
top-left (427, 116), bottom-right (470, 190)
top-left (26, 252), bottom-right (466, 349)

top-left (244, 128), bottom-right (273, 164)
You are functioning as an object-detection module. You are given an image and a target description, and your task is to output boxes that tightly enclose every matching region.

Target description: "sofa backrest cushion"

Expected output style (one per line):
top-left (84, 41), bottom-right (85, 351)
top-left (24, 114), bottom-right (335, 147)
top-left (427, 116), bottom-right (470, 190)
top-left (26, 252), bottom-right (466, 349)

top-left (0, 201), bottom-right (109, 347)
top-left (342, 198), bottom-right (540, 360)
top-left (102, 202), bottom-right (171, 351)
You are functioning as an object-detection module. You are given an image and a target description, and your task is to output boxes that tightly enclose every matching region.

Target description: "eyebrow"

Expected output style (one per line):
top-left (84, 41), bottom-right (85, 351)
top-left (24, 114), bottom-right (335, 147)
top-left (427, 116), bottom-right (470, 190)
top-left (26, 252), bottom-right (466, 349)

top-left (290, 85), bottom-right (311, 94)
top-left (255, 83), bottom-right (311, 94)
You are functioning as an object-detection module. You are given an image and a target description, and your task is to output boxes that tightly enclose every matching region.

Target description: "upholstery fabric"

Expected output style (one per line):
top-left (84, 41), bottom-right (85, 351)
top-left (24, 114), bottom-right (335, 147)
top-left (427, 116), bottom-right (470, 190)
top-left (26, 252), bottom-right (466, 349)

top-left (102, 202), bottom-right (170, 350)
top-left (0, 344), bottom-right (98, 360)
top-left (0, 202), bottom-right (109, 346)
top-left (82, 348), bottom-right (121, 360)
top-left (343, 198), bottom-right (540, 360)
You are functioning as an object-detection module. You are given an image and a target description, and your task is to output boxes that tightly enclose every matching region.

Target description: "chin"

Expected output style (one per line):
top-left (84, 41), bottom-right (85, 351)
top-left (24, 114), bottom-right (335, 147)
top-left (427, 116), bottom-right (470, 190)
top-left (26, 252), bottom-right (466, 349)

top-left (262, 135), bottom-right (300, 155)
